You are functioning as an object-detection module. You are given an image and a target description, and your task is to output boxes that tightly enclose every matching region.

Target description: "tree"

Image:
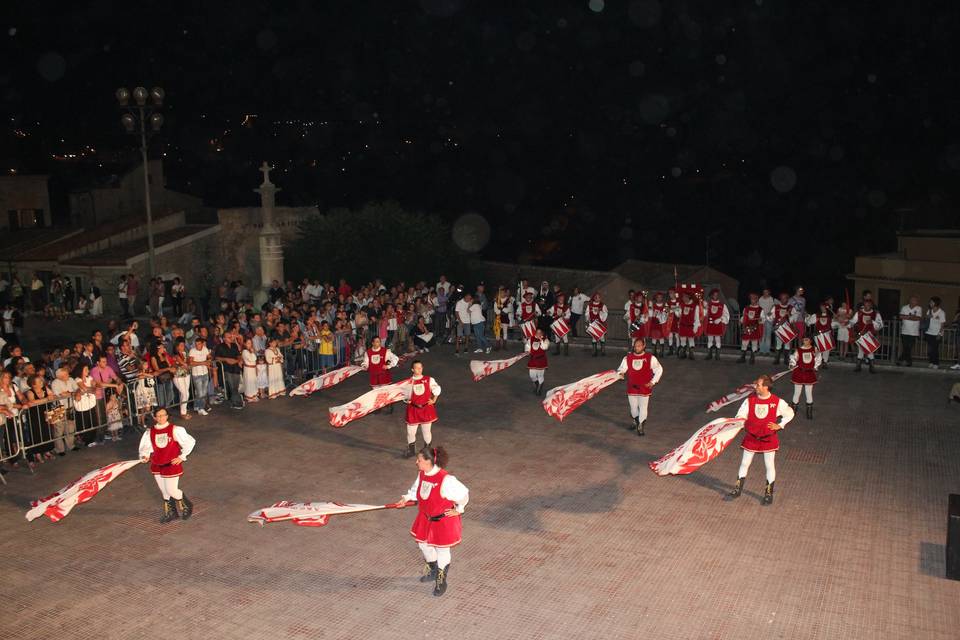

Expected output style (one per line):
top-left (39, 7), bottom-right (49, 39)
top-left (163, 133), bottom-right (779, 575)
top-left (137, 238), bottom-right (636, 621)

top-left (286, 201), bottom-right (469, 285)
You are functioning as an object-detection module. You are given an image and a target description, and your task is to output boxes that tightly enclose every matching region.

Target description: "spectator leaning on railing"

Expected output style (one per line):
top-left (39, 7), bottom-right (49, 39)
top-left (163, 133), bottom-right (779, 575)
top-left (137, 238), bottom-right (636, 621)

top-left (924, 297), bottom-right (946, 370)
top-left (896, 296), bottom-right (923, 367)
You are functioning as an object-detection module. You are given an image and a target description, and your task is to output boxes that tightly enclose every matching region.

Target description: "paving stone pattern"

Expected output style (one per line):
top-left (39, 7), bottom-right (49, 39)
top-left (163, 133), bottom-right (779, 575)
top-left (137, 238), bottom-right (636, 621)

top-left (2, 347), bottom-right (958, 639)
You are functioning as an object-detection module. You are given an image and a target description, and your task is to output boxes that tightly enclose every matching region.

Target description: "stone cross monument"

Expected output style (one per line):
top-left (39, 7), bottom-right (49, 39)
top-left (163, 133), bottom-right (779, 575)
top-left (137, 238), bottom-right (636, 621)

top-left (254, 162), bottom-right (284, 307)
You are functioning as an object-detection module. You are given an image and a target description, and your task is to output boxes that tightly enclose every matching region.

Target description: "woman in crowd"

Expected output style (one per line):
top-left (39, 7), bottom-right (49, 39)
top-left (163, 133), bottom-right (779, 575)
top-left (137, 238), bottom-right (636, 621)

top-left (264, 337), bottom-right (285, 398)
top-left (22, 373), bottom-right (56, 464)
top-left (134, 360), bottom-right (157, 428)
top-left (0, 370), bottom-right (23, 471)
top-left (834, 301), bottom-right (852, 360)
top-left (171, 340), bottom-right (193, 420)
top-left (148, 344), bottom-right (176, 411)
top-left (72, 363), bottom-right (99, 445)
top-left (413, 316), bottom-right (436, 352)
top-left (241, 337), bottom-right (260, 403)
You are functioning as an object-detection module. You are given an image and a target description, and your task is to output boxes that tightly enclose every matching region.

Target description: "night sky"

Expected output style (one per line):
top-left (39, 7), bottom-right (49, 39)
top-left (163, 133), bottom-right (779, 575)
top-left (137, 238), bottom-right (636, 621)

top-left (3, 1), bottom-right (960, 299)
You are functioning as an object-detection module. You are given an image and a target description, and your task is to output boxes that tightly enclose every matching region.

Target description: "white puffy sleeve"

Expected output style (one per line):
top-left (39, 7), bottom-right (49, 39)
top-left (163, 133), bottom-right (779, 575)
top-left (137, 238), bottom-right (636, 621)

top-left (138, 431), bottom-right (153, 459)
top-left (616, 356), bottom-right (629, 375)
top-left (600, 305), bottom-right (608, 322)
top-left (524, 340), bottom-right (532, 353)
top-left (385, 349), bottom-right (400, 368)
top-left (814, 351), bottom-right (822, 369)
top-left (873, 312), bottom-right (884, 331)
top-left (805, 313), bottom-right (816, 326)
top-left (735, 399), bottom-right (750, 419)
top-left (402, 475), bottom-right (419, 502)
top-left (429, 377), bottom-right (441, 397)
top-left (777, 399), bottom-right (795, 427)
top-left (788, 351), bottom-right (798, 367)
top-left (440, 474), bottom-right (469, 513)
top-left (650, 356), bottom-right (663, 385)
top-left (173, 426), bottom-right (197, 460)
top-left (722, 305), bottom-right (730, 324)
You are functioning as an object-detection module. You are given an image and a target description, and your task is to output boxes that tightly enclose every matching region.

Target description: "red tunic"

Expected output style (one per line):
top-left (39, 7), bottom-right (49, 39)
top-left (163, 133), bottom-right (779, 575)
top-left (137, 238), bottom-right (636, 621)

top-left (405, 375), bottom-right (438, 424)
top-left (519, 302), bottom-right (537, 322)
top-left (741, 305), bottom-right (764, 340)
top-left (813, 313), bottom-right (832, 335)
top-left (550, 303), bottom-right (570, 319)
top-left (772, 303), bottom-right (792, 326)
top-left (628, 302), bottom-right (647, 338)
top-left (586, 302), bottom-right (606, 324)
top-left (791, 346), bottom-right (818, 385)
top-left (855, 309), bottom-right (878, 335)
top-left (149, 424), bottom-right (183, 477)
top-left (527, 340), bottom-right (548, 369)
top-left (410, 468), bottom-right (462, 548)
top-left (705, 300), bottom-right (727, 336)
top-left (741, 394), bottom-right (784, 453)
top-left (366, 347), bottom-right (392, 386)
top-left (624, 352), bottom-right (655, 397)
top-left (649, 302), bottom-right (668, 339)
top-left (677, 301), bottom-right (698, 338)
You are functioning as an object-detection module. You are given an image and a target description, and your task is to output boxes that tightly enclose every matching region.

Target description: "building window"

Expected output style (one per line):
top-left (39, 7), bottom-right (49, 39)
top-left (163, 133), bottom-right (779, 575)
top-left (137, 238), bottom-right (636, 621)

top-left (878, 288), bottom-right (900, 321)
top-left (7, 208), bottom-right (44, 230)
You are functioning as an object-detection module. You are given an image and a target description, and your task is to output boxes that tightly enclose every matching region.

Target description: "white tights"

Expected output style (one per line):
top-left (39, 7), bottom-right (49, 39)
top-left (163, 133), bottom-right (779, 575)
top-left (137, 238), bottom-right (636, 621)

top-left (406, 423), bottom-right (433, 446)
top-left (706, 335), bottom-right (722, 348)
top-left (418, 542), bottom-right (451, 569)
top-left (738, 450), bottom-right (776, 483)
top-left (678, 336), bottom-right (695, 347)
top-left (741, 340), bottom-right (759, 351)
top-left (628, 395), bottom-right (650, 422)
top-left (528, 369), bottom-right (545, 383)
top-left (792, 384), bottom-right (813, 403)
top-left (154, 475), bottom-right (183, 500)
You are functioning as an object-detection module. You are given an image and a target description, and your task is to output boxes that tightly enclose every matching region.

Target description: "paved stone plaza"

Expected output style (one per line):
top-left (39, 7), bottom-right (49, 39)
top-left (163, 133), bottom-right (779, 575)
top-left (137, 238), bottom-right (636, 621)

top-left (2, 345), bottom-right (958, 640)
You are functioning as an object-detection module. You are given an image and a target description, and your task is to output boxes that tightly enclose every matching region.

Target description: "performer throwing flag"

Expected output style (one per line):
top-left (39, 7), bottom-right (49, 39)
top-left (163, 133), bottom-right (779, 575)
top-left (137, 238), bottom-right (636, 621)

top-left (363, 336), bottom-right (400, 414)
top-left (404, 361), bottom-right (441, 458)
top-left (138, 408), bottom-right (197, 523)
top-left (789, 337), bottom-right (821, 419)
top-left (704, 289), bottom-right (730, 361)
top-left (526, 329), bottom-right (550, 395)
top-left (586, 293), bottom-right (608, 357)
top-left (616, 338), bottom-right (663, 436)
top-left (394, 446), bottom-right (469, 597)
top-left (738, 292), bottom-right (764, 364)
top-left (726, 375), bottom-right (795, 505)
top-left (26, 459), bottom-right (142, 522)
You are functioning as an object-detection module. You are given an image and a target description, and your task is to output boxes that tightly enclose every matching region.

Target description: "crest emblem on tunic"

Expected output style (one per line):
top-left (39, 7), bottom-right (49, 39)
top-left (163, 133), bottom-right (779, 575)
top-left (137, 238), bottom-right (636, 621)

top-left (631, 359), bottom-right (645, 370)
top-left (371, 354), bottom-right (381, 364)
top-left (154, 433), bottom-right (170, 448)
top-left (802, 352), bottom-right (813, 364)
top-left (753, 404), bottom-right (770, 419)
top-left (413, 383), bottom-right (425, 395)
top-left (419, 481), bottom-right (435, 499)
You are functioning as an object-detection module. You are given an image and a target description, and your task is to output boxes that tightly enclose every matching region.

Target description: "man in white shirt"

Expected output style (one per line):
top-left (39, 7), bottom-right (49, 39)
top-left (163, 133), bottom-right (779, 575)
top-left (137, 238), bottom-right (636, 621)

top-left (454, 293), bottom-right (473, 355)
top-left (757, 288), bottom-right (775, 353)
top-left (111, 321), bottom-right (140, 350)
top-left (436, 275), bottom-right (452, 296)
top-left (569, 287), bottom-right (590, 338)
top-left (188, 337), bottom-right (212, 415)
top-left (50, 367), bottom-right (79, 453)
top-left (468, 296), bottom-right (490, 353)
top-left (896, 296), bottom-right (922, 367)
top-left (925, 297), bottom-right (946, 369)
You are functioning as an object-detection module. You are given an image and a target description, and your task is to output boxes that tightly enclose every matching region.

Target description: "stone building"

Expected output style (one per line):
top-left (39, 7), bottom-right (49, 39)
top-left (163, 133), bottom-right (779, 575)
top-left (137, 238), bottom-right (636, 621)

top-left (0, 173), bottom-right (53, 230)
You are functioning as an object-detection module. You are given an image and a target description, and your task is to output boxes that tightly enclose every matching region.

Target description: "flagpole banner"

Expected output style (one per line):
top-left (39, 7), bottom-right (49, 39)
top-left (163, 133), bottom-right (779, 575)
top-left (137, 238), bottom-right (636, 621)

top-left (542, 370), bottom-right (621, 422)
top-left (705, 369), bottom-right (792, 413)
top-left (26, 460), bottom-right (142, 523)
top-left (289, 365), bottom-right (364, 396)
top-left (649, 418), bottom-right (746, 476)
top-left (470, 352), bottom-right (528, 382)
top-left (328, 379), bottom-right (412, 427)
top-left (247, 500), bottom-right (415, 527)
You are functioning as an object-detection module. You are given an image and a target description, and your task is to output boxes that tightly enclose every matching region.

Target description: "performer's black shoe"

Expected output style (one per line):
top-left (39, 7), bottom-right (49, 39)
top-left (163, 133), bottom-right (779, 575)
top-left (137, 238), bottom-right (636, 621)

top-left (537, 382), bottom-right (543, 396)
top-left (715, 348), bottom-right (721, 361)
top-left (821, 362), bottom-right (828, 369)
top-left (773, 350), bottom-right (781, 365)
top-left (433, 565), bottom-right (449, 596)
top-left (631, 416), bottom-right (640, 432)
top-left (176, 494), bottom-right (194, 520)
top-left (554, 343), bottom-right (561, 355)
top-left (749, 350), bottom-right (756, 365)
top-left (737, 352), bottom-right (746, 363)
top-left (600, 343), bottom-right (606, 356)
top-left (592, 344), bottom-right (598, 357)
top-left (868, 360), bottom-right (876, 374)
top-left (668, 346), bottom-right (675, 356)
top-left (789, 401), bottom-right (797, 411)
top-left (533, 381), bottom-right (539, 395)
top-left (160, 498), bottom-right (177, 524)
top-left (762, 481), bottom-right (774, 505)
top-left (726, 477), bottom-right (744, 500)
top-left (855, 359), bottom-right (862, 372)
top-left (563, 343), bottom-right (569, 356)
top-left (404, 443), bottom-right (417, 458)
top-left (806, 404), bottom-right (813, 420)
top-left (687, 348), bottom-right (695, 361)
top-left (706, 347), bottom-right (713, 360)
top-left (678, 347), bottom-right (686, 360)
top-left (420, 561), bottom-right (438, 583)
top-left (637, 420), bottom-right (645, 437)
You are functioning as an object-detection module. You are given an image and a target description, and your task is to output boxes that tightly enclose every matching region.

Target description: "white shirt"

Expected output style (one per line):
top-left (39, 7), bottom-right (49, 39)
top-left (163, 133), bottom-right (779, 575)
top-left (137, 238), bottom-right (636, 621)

top-left (735, 395), bottom-right (795, 427)
top-left (188, 346), bottom-right (211, 376)
top-left (138, 423), bottom-right (197, 461)
top-left (758, 294), bottom-right (775, 314)
top-left (454, 299), bottom-right (471, 324)
top-left (402, 465), bottom-right (469, 513)
top-left (51, 377), bottom-right (78, 407)
top-left (570, 293), bottom-right (590, 315)
top-left (926, 308), bottom-right (946, 336)
top-left (362, 348), bottom-right (399, 370)
top-left (3, 355), bottom-right (30, 368)
top-left (436, 281), bottom-right (452, 295)
top-left (468, 302), bottom-right (485, 324)
top-left (111, 331), bottom-right (140, 349)
top-left (406, 375), bottom-right (441, 400)
top-left (899, 305), bottom-right (923, 336)
top-left (73, 376), bottom-right (97, 412)
top-left (789, 349), bottom-right (822, 370)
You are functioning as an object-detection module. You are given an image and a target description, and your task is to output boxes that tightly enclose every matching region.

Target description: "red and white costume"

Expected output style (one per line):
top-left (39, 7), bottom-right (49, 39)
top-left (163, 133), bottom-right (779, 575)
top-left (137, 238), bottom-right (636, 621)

top-left (138, 421), bottom-right (196, 500)
top-left (402, 465), bottom-right (469, 571)
top-left (624, 297), bottom-right (648, 340)
top-left (616, 350), bottom-right (664, 425)
top-left (648, 298), bottom-right (670, 344)
top-left (674, 298), bottom-right (701, 347)
top-left (525, 338), bottom-right (549, 385)
top-left (789, 345), bottom-right (821, 404)
top-left (547, 300), bottom-right (572, 344)
top-left (517, 296), bottom-right (540, 324)
top-left (363, 346), bottom-right (399, 387)
top-left (850, 307), bottom-right (884, 361)
top-left (586, 298), bottom-right (608, 344)
top-left (734, 393), bottom-right (794, 484)
top-left (768, 302), bottom-right (794, 350)
top-left (805, 311), bottom-right (834, 363)
top-left (666, 291), bottom-right (681, 347)
top-left (740, 302), bottom-right (764, 351)
top-left (704, 295), bottom-right (730, 349)
top-left (405, 374), bottom-right (442, 446)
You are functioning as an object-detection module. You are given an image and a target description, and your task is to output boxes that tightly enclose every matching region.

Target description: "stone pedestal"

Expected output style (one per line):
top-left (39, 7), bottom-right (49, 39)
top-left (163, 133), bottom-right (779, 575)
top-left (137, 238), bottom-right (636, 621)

top-left (253, 162), bottom-right (284, 308)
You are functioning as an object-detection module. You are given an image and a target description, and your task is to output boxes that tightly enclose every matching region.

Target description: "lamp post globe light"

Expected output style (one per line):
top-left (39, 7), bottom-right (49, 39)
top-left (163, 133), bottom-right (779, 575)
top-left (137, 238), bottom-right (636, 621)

top-left (116, 85), bottom-right (164, 278)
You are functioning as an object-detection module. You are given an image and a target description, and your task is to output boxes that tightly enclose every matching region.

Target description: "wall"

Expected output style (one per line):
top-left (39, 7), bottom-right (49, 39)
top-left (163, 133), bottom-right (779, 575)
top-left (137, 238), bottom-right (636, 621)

top-left (0, 175), bottom-right (52, 229)
top-left (216, 205), bottom-right (319, 287)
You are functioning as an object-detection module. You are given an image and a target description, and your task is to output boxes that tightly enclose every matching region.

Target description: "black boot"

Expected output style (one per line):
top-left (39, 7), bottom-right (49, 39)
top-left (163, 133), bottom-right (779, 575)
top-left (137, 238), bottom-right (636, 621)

top-left (637, 419), bottom-right (645, 437)
top-left (420, 561), bottom-right (438, 583)
top-left (773, 350), bottom-right (781, 365)
top-left (749, 349), bottom-right (756, 365)
top-left (789, 401), bottom-right (797, 411)
top-left (433, 564), bottom-right (449, 596)
top-left (868, 360), bottom-right (876, 374)
top-left (737, 351), bottom-right (746, 363)
top-left (762, 481), bottom-right (775, 505)
top-left (679, 347), bottom-right (687, 360)
top-left (806, 404), bottom-right (813, 420)
top-left (600, 342), bottom-right (606, 356)
top-left (536, 382), bottom-right (543, 396)
top-left (668, 345), bottom-right (675, 356)
top-left (404, 443), bottom-right (416, 458)
top-left (533, 381), bottom-right (539, 395)
top-left (160, 498), bottom-right (177, 524)
top-left (631, 416), bottom-right (639, 432)
top-left (726, 477), bottom-right (744, 500)
top-left (705, 347), bottom-right (713, 360)
top-left (175, 494), bottom-right (194, 520)
top-left (554, 342), bottom-right (561, 355)
top-left (855, 359), bottom-right (862, 372)
top-left (714, 347), bottom-right (721, 361)
top-left (687, 347), bottom-right (695, 361)
top-left (563, 342), bottom-right (569, 356)
top-left (592, 343), bottom-right (598, 357)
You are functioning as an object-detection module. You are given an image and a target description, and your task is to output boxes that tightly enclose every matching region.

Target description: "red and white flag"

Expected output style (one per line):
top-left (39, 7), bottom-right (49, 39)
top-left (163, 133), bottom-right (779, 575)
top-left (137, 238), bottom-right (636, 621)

top-left (814, 332), bottom-right (834, 353)
top-left (705, 369), bottom-right (793, 413)
top-left (247, 500), bottom-right (416, 527)
top-left (26, 460), bottom-right (142, 522)
top-left (543, 370), bottom-right (621, 422)
top-left (856, 332), bottom-right (881, 355)
top-left (550, 317), bottom-right (570, 339)
top-left (521, 320), bottom-right (538, 340)
top-left (586, 320), bottom-right (607, 341)
top-left (649, 418), bottom-right (746, 476)
top-left (328, 379), bottom-right (412, 428)
top-left (289, 365), bottom-right (363, 396)
top-left (774, 322), bottom-right (798, 344)
top-left (470, 352), bottom-right (528, 382)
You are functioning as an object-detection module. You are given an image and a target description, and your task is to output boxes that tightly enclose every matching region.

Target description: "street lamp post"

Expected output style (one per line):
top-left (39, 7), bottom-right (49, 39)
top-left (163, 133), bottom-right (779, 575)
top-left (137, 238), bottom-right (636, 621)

top-left (116, 86), bottom-right (164, 279)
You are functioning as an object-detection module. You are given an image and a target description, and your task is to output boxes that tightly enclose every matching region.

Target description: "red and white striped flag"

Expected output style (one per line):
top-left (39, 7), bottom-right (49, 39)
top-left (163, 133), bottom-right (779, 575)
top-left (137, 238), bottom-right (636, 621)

top-left (26, 460), bottom-right (142, 522)
top-left (649, 418), bottom-right (746, 476)
top-left (856, 332), bottom-right (881, 355)
top-left (328, 379), bottom-right (412, 427)
top-left (521, 320), bottom-right (538, 340)
top-left (289, 365), bottom-right (364, 396)
top-left (550, 317), bottom-right (571, 339)
top-left (774, 322), bottom-right (798, 344)
top-left (705, 369), bottom-right (793, 413)
top-left (542, 370), bottom-right (621, 422)
top-left (470, 352), bottom-right (528, 382)
top-left (586, 320), bottom-right (607, 341)
top-left (814, 332), bottom-right (834, 353)
top-left (247, 500), bottom-right (416, 527)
